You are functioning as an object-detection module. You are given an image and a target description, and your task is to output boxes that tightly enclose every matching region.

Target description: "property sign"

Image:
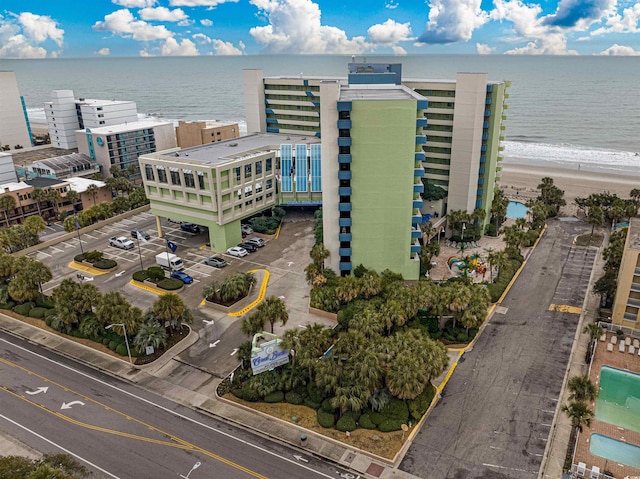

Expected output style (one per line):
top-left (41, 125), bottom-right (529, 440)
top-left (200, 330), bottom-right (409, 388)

top-left (250, 333), bottom-right (289, 375)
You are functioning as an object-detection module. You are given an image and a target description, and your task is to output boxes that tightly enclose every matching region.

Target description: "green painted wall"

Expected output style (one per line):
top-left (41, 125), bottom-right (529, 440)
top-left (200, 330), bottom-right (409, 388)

top-left (349, 100), bottom-right (420, 280)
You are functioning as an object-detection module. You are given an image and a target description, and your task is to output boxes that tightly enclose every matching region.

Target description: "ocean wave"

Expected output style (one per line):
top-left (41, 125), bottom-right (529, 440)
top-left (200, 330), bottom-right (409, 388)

top-left (503, 140), bottom-right (640, 169)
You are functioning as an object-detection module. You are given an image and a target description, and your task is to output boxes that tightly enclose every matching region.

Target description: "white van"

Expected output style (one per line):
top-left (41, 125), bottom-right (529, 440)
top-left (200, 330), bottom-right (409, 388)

top-left (155, 252), bottom-right (184, 271)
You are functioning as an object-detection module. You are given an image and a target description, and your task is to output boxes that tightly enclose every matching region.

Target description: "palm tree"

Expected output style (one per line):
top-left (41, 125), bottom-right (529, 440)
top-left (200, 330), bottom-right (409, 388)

top-left (447, 283), bottom-right (472, 329)
top-left (309, 243), bottom-right (330, 272)
top-left (295, 323), bottom-right (333, 381)
top-left (152, 293), bottom-right (187, 335)
top-left (0, 195), bottom-right (16, 227)
top-left (51, 279), bottom-right (100, 329)
top-left (258, 296), bottom-right (289, 333)
top-left (561, 400), bottom-right (594, 433)
top-left (587, 204), bottom-right (604, 241)
top-left (31, 188), bottom-right (46, 217)
top-left (45, 189), bottom-right (61, 219)
top-left (133, 319), bottom-right (167, 354)
top-left (86, 184), bottom-right (99, 206)
top-left (489, 250), bottom-right (509, 282)
top-left (335, 276), bottom-right (360, 303)
top-left (386, 355), bottom-right (428, 400)
top-left (202, 280), bottom-right (221, 302)
top-left (582, 322), bottom-right (604, 344)
top-left (630, 188), bottom-right (640, 208)
top-left (567, 375), bottom-right (597, 402)
top-left (7, 257), bottom-right (52, 302)
top-left (96, 292), bottom-right (131, 326)
top-left (241, 312), bottom-right (266, 337)
top-left (23, 215), bottom-right (47, 237)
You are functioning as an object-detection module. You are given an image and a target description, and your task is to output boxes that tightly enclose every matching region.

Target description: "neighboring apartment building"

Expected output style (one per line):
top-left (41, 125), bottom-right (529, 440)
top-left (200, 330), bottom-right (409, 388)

top-left (139, 133), bottom-right (318, 250)
top-left (76, 120), bottom-right (176, 177)
top-left (0, 71), bottom-right (33, 150)
top-left (175, 120), bottom-right (240, 148)
top-left (611, 218), bottom-right (640, 329)
top-left (243, 63), bottom-right (510, 223)
top-left (26, 153), bottom-right (100, 180)
top-left (44, 90), bottom-right (138, 149)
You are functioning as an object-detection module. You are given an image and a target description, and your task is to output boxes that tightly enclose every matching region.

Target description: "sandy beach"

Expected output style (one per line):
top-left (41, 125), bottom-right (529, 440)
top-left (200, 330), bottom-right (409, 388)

top-left (499, 163), bottom-right (640, 215)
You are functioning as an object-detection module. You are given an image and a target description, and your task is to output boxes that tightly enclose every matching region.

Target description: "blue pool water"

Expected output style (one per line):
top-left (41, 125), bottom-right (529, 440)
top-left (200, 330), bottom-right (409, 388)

top-left (596, 366), bottom-right (640, 433)
top-left (506, 201), bottom-right (528, 219)
top-left (590, 434), bottom-right (640, 468)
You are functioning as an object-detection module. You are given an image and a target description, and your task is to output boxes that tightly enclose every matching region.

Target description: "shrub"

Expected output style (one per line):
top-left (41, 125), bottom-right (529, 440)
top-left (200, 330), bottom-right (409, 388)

top-left (304, 397), bottom-right (322, 410)
top-left (272, 206), bottom-right (286, 219)
top-left (115, 343), bottom-right (129, 356)
top-left (264, 391), bottom-right (284, 403)
top-left (44, 308), bottom-right (57, 318)
top-left (353, 264), bottom-right (369, 278)
top-left (44, 315), bottom-right (54, 327)
top-left (35, 296), bottom-right (55, 309)
top-left (380, 398), bottom-right (409, 422)
top-left (342, 409), bottom-right (361, 422)
top-left (83, 250), bottom-right (104, 263)
top-left (285, 391), bottom-right (303, 405)
top-left (408, 383), bottom-right (436, 420)
top-left (456, 332), bottom-right (469, 342)
top-left (132, 270), bottom-right (149, 282)
top-left (108, 340), bottom-right (119, 351)
top-left (430, 331), bottom-right (442, 340)
top-left (157, 278), bottom-right (184, 290)
top-left (468, 328), bottom-right (478, 339)
top-left (487, 256), bottom-right (523, 302)
top-left (307, 383), bottom-right (325, 404)
top-left (233, 386), bottom-right (260, 402)
top-left (93, 259), bottom-right (117, 269)
top-left (317, 409), bottom-right (335, 428)
top-left (524, 229), bottom-right (540, 247)
top-left (74, 254), bottom-right (86, 262)
top-left (370, 412), bottom-right (385, 426)
top-left (0, 301), bottom-right (15, 310)
top-left (336, 415), bottom-right (357, 432)
top-left (102, 338), bottom-right (111, 345)
top-left (378, 418), bottom-right (405, 432)
top-left (147, 266), bottom-right (165, 281)
top-left (484, 223), bottom-right (497, 236)
top-left (321, 398), bottom-right (337, 413)
top-left (14, 302), bottom-right (35, 316)
top-left (358, 414), bottom-right (377, 430)
top-left (28, 307), bottom-right (47, 319)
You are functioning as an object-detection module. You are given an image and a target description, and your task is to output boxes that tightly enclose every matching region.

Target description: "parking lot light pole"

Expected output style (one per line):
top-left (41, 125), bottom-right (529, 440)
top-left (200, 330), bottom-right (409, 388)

top-left (135, 235), bottom-right (144, 271)
top-left (179, 461), bottom-right (201, 479)
top-left (105, 323), bottom-right (133, 366)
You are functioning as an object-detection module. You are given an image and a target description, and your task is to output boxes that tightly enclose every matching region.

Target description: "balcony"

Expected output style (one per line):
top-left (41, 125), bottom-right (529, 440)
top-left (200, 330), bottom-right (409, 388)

top-left (627, 298), bottom-right (640, 308)
top-left (634, 267), bottom-right (640, 276)
top-left (338, 203), bottom-right (352, 212)
top-left (478, 178), bottom-right (484, 185)
top-left (417, 100), bottom-right (428, 110)
top-left (631, 282), bottom-right (640, 292)
top-left (338, 187), bottom-right (352, 196)
top-left (416, 135), bottom-right (427, 145)
top-left (478, 167), bottom-right (485, 174)
top-left (337, 119), bottom-right (352, 129)
top-left (338, 170), bottom-right (352, 181)
top-left (502, 115), bottom-right (508, 121)
top-left (481, 145), bottom-right (487, 152)
top-left (337, 101), bottom-right (352, 111)
top-left (339, 262), bottom-right (352, 271)
top-left (410, 244), bottom-right (421, 254)
top-left (339, 218), bottom-right (352, 228)
top-left (338, 154), bottom-right (352, 164)
top-left (486, 85), bottom-right (493, 93)
top-left (411, 228), bottom-right (422, 239)
top-left (339, 248), bottom-right (352, 257)
top-left (413, 199), bottom-right (423, 209)
top-left (412, 214), bottom-right (423, 225)
top-left (477, 188), bottom-right (483, 196)
top-left (500, 136), bottom-right (505, 141)
top-left (484, 110), bottom-right (491, 117)
top-left (416, 118), bottom-right (427, 128)
top-left (415, 152), bottom-right (426, 162)
top-left (339, 233), bottom-right (352, 242)
top-left (486, 98), bottom-right (492, 105)
top-left (414, 168), bottom-right (425, 178)
top-left (337, 137), bottom-right (352, 147)
top-left (413, 183), bottom-right (424, 193)
top-left (483, 121), bottom-right (490, 129)
top-left (480, 156), bottom-right (486, 164)
top-left (482, 133), bottom-right (489, 140)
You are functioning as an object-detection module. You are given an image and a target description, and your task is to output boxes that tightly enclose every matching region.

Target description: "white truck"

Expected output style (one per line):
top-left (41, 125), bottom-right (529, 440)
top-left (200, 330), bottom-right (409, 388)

top-left (155, 252), bottom-right (184, 271)
top-left (109, 236), bottom-right (135, 250)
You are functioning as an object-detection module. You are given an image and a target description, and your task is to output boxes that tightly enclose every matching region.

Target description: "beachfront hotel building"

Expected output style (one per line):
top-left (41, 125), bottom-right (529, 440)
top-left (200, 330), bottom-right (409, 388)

top-left (611, 218), bottom-right (640, 329)
top-left (44, 90), bottom-right (138, 149)
top-left (0, 71), bottom-right (33, 150)
top-left (138, 133), bottom-right (319, 249)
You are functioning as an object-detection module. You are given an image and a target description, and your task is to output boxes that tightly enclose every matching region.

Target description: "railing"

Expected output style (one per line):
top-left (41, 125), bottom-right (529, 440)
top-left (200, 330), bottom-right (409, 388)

top-left (598, 321), bottom-right (640, 338)
top-left (569, 463), bottom-right (614, 479)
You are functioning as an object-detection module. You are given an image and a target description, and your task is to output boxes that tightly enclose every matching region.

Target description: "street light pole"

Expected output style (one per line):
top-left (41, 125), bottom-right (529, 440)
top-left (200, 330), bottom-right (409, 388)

top-left (135, 235), bottom-right (144, 271)
top-left (74, 215), bottom-right (84, 255)
top-left (105, 323), bottom-right (133, 366)
top-left (179, 461), bottom-right (201, 479)
top-left (461, 222), bottom-right (466, 254)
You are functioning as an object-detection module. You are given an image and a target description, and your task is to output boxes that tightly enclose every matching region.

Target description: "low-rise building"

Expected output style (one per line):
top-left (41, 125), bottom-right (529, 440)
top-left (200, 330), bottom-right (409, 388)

top-left (175, 120), bottom-right (239, 148)
top-left (26, 153), bottom-right (100, 180)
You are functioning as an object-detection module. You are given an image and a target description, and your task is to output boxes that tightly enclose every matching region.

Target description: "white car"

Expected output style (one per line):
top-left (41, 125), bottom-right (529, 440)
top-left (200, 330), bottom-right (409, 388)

top-left (241, 224), bottom-right (253, 235)
top-left (227, 246), bottom-right (248, 257)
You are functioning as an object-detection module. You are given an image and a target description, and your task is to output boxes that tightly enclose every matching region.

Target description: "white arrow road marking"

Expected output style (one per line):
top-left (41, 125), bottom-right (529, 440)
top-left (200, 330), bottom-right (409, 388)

top-left (83, 277), bottom-right (94, 282)
top-left (230, 348), bottom-right (238, 356)
top-left (115, 271), bottom-right (126, 277)
top-left (61, 400), bottom-right (85, 410)
top-left (25, 387), bottom-right (49, 395)
top-left (203, 319), bottom-right (214, 326)
top-left (287, 262), bottom-right (294, 267)
top-left (209, 340), bottom-right (220, 348)
top-left (294, 455), bottom-right (309, 463)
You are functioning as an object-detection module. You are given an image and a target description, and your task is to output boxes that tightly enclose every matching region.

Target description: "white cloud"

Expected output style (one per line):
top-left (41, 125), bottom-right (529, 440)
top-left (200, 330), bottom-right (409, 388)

top-left (367, 19), bottom-right (412, 45)
top-left (93, 9), bottom-right (173, 41)
top-left (544, 0), bottom-right (616, 30)
top-left (139, 7), bottom-right (188, 22)
top-left (0, 12), bottom-right (64, 58)
top-left (139, 48), bottom-right (154, 56)
top-left (417, 0), bottom-right (488, 44)
top-left (249, 0), bottom-right (371, 54)
top-left (178, 19), bottom-right (193, 26)
top-left (212, 39), bottom-right (244, 55)
top-left (192, 33), bottom-right (212, 43)
top-left (169, 0), bottom-right (238, 6)
top-left (385, 1), bottom-right (399, 9)
top-left (597, 43), bottom-right (640, 55)
top-left (113, 0), bottom-right (156, 7)
top-left (200, 19), bottom-right (213, 26)
top-left (96, 47), bottom-right (111, 55)
top-left (391, 45), bottom-right (407, 55)
top-left (476, 42), bottom-right (495, 54)
top-left (591, 2), bottom-right (640, 35)
top-left (160, 37), bottom-right (199, 55)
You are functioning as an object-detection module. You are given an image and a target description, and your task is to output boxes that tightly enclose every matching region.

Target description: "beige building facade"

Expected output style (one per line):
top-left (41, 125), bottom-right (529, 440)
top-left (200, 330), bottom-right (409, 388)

top-left (612, 218), bottom-right (640, 329)
top-left (175, 120), bottom-right (239, 148)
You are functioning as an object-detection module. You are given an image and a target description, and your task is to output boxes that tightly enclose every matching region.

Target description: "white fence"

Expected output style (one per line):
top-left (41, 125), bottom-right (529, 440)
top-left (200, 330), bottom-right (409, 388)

top-left (569, 463), bottom-right (615, 479)
top-left (598, 321), bottom-right (640, 339)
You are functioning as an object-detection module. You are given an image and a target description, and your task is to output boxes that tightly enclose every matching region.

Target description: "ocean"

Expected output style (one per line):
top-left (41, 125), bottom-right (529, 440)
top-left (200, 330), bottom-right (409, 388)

top-left (2, 55), bottom-right (639, 176)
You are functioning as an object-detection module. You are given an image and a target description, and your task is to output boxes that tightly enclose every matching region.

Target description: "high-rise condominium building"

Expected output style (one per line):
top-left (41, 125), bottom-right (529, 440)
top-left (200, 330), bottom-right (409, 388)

top-left (0, 71), bottom-right (33, 150)
top-left (611, 218), bottom-right (640, 330)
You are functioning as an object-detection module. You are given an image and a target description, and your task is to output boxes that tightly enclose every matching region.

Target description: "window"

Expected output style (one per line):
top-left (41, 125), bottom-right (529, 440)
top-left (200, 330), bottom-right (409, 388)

top-left (266, 179), bottom-right (273, 189)
top-left (157, 166), bottom-right (167, 183)
top-left (170, 168), bottom-right (181, 186)
top-left (255, 161), bottom-right (262, 175)
top-left (244, 164), bottom-right (252, 179)
top-left (184, 171), bottom-right (195, 188)
top-left (266, 158), bottom-right (272, 172)
top-left (145, 165), bottom-right (155, 181)
top-left (197, 172), bottom-right (205, 189)
top-left (234, 167), bottom-right (241, 182)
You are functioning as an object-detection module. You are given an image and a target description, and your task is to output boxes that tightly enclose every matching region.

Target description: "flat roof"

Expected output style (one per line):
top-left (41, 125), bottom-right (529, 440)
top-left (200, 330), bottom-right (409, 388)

top-left (82, 119), bottom-right (172, 135)
top-left (339, 84), bottom-right (424, 101)
top-left (628, 217), bottom-right (640, 250)
top-left (157, 133), bottom-right (320, 165)
top-left (31, 153), bottom-right (96, 172)
top-left (77, 98), bottom-right (134, 107)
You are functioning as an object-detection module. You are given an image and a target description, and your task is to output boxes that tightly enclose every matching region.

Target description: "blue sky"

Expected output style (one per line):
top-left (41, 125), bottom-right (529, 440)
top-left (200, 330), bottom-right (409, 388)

top-left (1, 0), bottom-right (639, 58)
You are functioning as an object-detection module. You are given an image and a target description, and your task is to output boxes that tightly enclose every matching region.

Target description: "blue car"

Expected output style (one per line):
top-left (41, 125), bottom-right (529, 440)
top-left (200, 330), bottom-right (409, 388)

top-left (170, 271), bottom-right (194, 284)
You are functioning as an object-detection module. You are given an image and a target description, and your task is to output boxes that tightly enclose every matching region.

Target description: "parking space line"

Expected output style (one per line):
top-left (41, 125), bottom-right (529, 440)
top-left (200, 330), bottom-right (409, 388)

top-left (50, 246), bottom-right (64, 254)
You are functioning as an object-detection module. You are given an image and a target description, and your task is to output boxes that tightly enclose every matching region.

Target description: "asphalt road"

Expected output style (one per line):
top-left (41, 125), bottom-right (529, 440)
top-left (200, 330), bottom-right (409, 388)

top-left (0, 332), bottom-right (356, 479)
top-left (400, 219), bottom-right (597, 479)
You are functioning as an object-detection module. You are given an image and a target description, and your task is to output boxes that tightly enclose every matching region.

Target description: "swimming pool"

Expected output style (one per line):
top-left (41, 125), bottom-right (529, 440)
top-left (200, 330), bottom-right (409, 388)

top-left (596, 366), bottom-right (640, 433)
top-left (590, 434), bottom-right (640, 469)
top-left (506, 201), bottom-right (528, 219)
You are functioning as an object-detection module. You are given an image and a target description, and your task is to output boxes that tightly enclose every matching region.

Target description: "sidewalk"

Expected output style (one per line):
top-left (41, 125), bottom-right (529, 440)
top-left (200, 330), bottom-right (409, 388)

top-left (0, 314), bottom-right (420, 479)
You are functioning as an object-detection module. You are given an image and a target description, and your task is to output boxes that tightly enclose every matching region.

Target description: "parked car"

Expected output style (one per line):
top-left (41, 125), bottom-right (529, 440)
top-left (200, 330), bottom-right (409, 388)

top-left (241, 224), bottom-right (253, 235)
top-left (131, 230), bottom-right (150, 240)
top-left (244, 237), bottom-right (265, 248)
top-left (227, 246), bottom-right (248, 257)
top-left (109, 236), bottom-right (135, 250)
top-left (170, 271), bottom-right (194, 284)
top-left (238, 242), bottom-right (258, 253)
top-left (204, 256), bottom-right (227, 268)
top-left (180, 223), bottom-right (200, 234)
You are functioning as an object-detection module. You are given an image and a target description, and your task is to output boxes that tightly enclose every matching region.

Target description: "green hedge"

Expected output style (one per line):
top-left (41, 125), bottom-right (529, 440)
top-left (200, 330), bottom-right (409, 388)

top-left (264, 391), bottom-right (284, 403)
top-left (307, 384), bottom-right (325, 404)
top-left (108, 340), bottom-right (119, 351)
top-left (380, 398), bottom-right (409, 422)
top-left (408, 383), bottom-right (436, 420)
top-left (321, 398), bottom-right (337, 413)
top-left (132, 270), bottom-right (149, 282)
top-left (317, 409), bottom-right (335, 428)
top-left (14, 302), bottom-right (35, 316)
top-left (115, 343), bottom-right (129, 356)
top-left (147, 266), bottom-right (165, 281)
top-left (157, 278), bottom-right (184, 290)
top-left (285, 391), bottom-right (303, 405)
top-left (232, 386), bottom-right (260, 402)
top-left (336, 415), bottom-right (357, 432)
top-left (28, 307), bottom-right (48, 319)
top-left (358, 414), bottom-right (377, 430)
top-left (93, 259), bottom-right (117, 269)
top-left (35, 296), bottom-right (55, 309)
top-left (304, 397), bottom-right (322, 410)
top-left (0, 301), bottom-right (15, 310)
top-left (74, 254), bottom-right (85, 262)
top-left (487, 257), bottom-right (523, 302)
top-left (378, 418), bottom-right (405, 432)
top-left (370, 412), bottom-right (385, 426)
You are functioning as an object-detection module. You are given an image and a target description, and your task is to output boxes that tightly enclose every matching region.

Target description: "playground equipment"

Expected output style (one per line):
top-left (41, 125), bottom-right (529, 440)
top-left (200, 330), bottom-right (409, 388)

top-left (448, 255), bottom-right (488, 279)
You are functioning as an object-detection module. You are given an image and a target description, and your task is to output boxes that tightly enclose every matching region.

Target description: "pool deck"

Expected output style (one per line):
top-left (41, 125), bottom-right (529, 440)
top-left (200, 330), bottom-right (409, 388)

top-left (573, 332), bottom-right (640, 477)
